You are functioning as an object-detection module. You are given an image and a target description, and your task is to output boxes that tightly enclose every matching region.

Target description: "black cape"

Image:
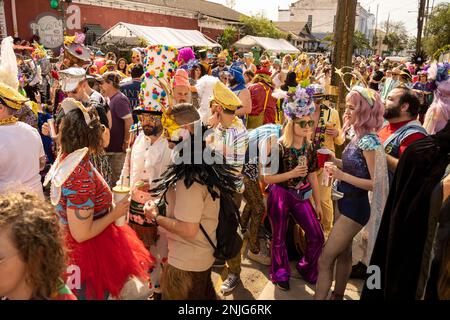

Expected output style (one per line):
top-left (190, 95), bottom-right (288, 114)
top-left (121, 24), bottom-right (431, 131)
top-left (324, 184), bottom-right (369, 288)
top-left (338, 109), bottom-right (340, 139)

top-left (361, 121), bottom-right (450, 300)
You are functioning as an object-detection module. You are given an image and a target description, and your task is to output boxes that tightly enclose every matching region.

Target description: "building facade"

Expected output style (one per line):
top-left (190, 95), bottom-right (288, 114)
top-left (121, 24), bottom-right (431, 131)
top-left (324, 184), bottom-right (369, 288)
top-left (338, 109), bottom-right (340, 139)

top-left (1, 0), bottom-right (243, 47)
top-left (278, 0), bottom-right (375, 44)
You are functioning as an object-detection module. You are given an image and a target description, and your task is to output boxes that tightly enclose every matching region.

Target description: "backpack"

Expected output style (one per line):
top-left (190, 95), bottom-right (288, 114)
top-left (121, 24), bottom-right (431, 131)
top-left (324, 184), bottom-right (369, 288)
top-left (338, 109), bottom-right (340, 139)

top-left (200, 193), bottom-right (243, 261)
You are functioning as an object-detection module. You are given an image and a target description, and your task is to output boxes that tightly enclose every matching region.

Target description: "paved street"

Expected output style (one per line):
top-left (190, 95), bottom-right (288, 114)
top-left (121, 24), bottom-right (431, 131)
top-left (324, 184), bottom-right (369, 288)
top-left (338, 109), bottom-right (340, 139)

top-left (212, 238), bottom-right (364, 300)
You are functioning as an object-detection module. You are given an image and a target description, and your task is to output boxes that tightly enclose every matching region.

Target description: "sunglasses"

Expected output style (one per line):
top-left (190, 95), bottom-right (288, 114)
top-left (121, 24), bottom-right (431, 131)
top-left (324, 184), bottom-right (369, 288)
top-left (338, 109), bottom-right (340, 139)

top-left (138, 114), bottom-right (162, 122)
top-left (294, 120), bottom-right (315, 128)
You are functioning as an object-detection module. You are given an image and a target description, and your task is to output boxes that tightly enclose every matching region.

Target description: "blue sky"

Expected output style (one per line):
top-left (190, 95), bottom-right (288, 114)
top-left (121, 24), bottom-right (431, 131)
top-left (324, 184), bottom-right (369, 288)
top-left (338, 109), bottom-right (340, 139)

top-left (210, 0), bottom-right (447, 36)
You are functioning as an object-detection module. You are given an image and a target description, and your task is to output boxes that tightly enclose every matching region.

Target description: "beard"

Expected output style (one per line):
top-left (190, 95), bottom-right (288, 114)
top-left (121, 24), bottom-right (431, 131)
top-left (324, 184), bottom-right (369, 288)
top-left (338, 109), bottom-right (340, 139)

top-left (384, 104), bottom-right (401, 120)
top-left (142, 124), bottom-right (162, 137)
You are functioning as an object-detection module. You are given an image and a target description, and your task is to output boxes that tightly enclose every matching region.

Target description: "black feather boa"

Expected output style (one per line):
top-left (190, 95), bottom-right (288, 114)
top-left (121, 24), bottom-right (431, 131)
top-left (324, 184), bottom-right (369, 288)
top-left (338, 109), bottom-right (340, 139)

top-left (150, 125), bottom-right (240, 201)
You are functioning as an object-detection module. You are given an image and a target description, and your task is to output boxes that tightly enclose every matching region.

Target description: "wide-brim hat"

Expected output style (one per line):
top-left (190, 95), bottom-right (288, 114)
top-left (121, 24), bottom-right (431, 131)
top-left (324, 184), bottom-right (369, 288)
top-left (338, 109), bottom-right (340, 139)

top-left (211, 81), bottom-right (242, 111)
top-left (58, 67), bottom-right (86, 92)
top-left (64, 43), bottom-right (91, 63)
top-left (0, 82), bottom-right (29, 110)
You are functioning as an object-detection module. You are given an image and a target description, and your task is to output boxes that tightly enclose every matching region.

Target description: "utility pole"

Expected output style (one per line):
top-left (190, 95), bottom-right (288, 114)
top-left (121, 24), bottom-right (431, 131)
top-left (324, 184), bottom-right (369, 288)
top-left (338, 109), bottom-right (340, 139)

top-left (416, 0), bottom-right (426, 53)
top-left (424, 0), bottom-right (430, 37)
top-left (374, 4), bottom-right (379, 54)
top-left (331, 0), bottom-right (357, 115)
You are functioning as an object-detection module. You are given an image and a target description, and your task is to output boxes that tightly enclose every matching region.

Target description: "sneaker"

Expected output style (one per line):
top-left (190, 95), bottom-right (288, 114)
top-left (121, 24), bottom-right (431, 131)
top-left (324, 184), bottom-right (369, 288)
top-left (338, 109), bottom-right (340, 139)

top-left (276, 281), bottom-right (290, 291)
top-left (213, 259), bottom-right (225, 268)
top-left (220, 273), bottom-right (240, 294)
top-left (248, 250), bottom-right (271, 266)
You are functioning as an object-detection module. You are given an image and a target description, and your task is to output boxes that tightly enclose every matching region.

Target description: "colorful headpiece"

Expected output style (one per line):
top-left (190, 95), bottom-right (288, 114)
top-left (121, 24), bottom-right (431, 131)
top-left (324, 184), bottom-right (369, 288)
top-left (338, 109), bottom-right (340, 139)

top-left (177, 47), bottom-right (195, 65)
top-left (306, 84), bottom-right (325, 99)
top-left (63, 33), bottom-right (91, 65)
top-left (0, 81), bottom-right (29, 110)
top-left (136, 45), bottom-right (178, 116)
top-left (281, 85), bottom-right (315, 120)
top-left (211, 81), bottom-right (242, 111)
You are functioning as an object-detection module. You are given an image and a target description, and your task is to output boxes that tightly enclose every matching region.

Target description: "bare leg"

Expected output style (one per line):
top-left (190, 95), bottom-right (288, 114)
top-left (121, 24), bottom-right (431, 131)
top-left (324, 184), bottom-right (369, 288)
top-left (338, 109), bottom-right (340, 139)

top-left (314, 214), bottom-right (363, 300)
top-left (333, 245), bottom-right (353, 297)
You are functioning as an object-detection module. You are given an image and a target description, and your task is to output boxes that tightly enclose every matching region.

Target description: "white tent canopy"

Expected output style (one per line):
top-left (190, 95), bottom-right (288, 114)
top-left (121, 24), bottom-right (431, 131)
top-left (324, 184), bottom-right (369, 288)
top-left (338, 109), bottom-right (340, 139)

top-left (95, 22), bottom-right (221, 48)
top-left (233, 35), bottom-right (300, 54)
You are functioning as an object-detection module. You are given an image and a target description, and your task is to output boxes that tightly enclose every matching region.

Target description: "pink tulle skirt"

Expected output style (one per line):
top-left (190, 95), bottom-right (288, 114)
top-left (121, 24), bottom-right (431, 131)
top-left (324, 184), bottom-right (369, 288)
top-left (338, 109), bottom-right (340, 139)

top-left (65, 223), bottom-right (154, 300)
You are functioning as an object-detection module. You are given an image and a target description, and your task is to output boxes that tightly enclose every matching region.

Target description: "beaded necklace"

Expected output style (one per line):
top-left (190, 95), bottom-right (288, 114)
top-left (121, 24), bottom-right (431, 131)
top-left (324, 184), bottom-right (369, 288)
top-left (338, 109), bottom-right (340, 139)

top-left (313, 106), bottom-right (326, 150)
top-left (0, 116), bottom-right (18, 126)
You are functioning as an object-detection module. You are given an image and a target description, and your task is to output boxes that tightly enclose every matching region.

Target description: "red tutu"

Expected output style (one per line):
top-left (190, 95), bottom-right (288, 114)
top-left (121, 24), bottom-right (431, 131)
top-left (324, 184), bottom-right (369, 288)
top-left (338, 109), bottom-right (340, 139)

top-left (65, 223), bottom-right (154, 300)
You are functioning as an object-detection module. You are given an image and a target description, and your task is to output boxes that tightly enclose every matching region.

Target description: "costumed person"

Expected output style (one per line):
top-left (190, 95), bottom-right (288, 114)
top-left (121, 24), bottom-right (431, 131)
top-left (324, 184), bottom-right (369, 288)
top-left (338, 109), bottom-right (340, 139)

top-left (94, 50), bottom-right (106, 71)
top-left (361, 120), bottom-right (450, 300)
top-left (242, 123), bottom-right (284, 266)
top-left (247, 62), bottom-right (277, 128)
top-left (177, 47), bottom-right (196, 70)
top-left (228, 63), bottom-right (252, 119)
top-left (126, 48), bottom-right (143, 75)
top-left (307, 84), bottom-right (345, 239)
top-left (61, 33), bottom-right (91, 70)
top-left (314, 86), bottom-right (388, 300)
top-left (263, 85), bottom-right (324, 290)
top-left (378, 86), bottom-right (428, 179)
top-left (412, 70), bottom-right (433, 124)
top-left (242, 52), bottom-right (257, 74)
top-left (212, 51), bottom-right (229, 79)
top-left (172, 68), bottom-right (192, 105)
top-left (380, 68), bottom-right (401, 102)
top-left (0, 82), bottom-right (46, 198)
top-left (207, 81), bottom-right (249, 295)
top-left (198, 49), bottom-right (212, 75)
top-left (423, 62), bottom-right (450, 135)
top-left (44, 98), bottom-right (154, 300)
top-left (144, 103), bottom-right (241, 300)
top-left (121, 44), bottom-right (177, 299)
top-left (294, 53), bottom-right (311, 87)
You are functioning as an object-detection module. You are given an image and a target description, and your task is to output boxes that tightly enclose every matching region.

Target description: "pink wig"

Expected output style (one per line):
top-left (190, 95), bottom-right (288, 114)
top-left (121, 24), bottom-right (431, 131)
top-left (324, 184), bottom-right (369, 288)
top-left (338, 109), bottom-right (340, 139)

top-left (346, 89), bottom-right (384, 138)
top-left (177, 47), bottom-right (195, 65)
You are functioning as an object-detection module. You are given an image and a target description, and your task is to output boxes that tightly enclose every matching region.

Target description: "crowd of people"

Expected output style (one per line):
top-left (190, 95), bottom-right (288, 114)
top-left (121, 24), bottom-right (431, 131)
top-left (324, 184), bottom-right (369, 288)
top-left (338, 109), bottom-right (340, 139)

top-left (0, 32), bottom-right (449, 301)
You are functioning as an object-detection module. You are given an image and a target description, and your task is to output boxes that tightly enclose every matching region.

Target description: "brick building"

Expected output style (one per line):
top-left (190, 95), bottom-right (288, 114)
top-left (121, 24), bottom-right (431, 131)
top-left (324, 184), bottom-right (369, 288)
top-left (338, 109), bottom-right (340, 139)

top-left (1, 0), bottom-right (243, 48)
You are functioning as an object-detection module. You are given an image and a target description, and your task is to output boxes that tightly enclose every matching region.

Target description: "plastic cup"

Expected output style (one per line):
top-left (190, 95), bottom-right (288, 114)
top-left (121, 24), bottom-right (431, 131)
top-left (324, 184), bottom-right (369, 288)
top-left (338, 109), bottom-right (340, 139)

top-left (322, 161), bottom-right (334, 187)
top-left (113, 185), bottom-right (130, 227)
top-left (47, 118), bottom-right (57, 138)
top-left (317, 148), bottom-right (332, 168)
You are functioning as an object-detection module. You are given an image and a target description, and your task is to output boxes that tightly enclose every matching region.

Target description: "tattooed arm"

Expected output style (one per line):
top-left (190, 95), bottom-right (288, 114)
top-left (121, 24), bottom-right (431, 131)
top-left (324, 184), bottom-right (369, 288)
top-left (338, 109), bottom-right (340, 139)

top-left (66, 197), bottom-right (129, 243)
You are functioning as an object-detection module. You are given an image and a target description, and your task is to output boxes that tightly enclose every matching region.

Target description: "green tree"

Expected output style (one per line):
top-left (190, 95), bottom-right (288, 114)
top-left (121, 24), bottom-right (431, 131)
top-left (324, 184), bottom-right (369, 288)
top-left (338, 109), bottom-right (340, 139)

top-left (218, 26), bottom-right (238, 49)
top-left (353, 31), bottom-right (372, 52)
top-left (423, 3), bottom-right (450, 57)
top-left (407, 36), bottom-right (417, 51)
top-left (381, 20), bottom-right (408, 54)
top-left (239, 14), bottom-right (287, 39)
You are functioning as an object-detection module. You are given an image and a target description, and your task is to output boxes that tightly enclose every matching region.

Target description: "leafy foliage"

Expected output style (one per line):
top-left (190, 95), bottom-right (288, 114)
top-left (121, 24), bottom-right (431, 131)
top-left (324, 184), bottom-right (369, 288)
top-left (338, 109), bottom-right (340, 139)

top-left (218, 26), bottom-right (238, 49)
top-left (423, 3), bottom-right (450, 57)
top-left (239, 14), bottom-right (287, 39)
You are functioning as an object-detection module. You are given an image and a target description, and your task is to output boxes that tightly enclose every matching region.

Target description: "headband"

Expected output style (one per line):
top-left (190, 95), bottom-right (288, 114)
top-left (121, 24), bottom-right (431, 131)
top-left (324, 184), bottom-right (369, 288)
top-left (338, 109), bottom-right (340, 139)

top-left (61, 98), bottom-right (95, 128)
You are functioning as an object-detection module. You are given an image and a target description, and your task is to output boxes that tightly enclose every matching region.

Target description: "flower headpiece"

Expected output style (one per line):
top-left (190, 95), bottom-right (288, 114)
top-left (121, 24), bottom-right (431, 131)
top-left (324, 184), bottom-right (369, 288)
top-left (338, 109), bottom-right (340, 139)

top-left (281, 85), bottom-right (315, 120)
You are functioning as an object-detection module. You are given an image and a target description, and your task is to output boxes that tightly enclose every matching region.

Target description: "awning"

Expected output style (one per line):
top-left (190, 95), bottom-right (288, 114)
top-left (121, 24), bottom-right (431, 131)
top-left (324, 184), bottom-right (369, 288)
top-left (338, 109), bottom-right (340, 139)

top-left (233, 35), bottom-right (300, 54)
top-left (95, 22), bottom-right (221, 48)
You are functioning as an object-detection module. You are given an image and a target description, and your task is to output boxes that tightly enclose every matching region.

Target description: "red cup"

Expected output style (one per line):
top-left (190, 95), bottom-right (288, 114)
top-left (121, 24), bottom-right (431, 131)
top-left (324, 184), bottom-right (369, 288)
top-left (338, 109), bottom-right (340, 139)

top-left (317, 148), bottom-right (331, 168)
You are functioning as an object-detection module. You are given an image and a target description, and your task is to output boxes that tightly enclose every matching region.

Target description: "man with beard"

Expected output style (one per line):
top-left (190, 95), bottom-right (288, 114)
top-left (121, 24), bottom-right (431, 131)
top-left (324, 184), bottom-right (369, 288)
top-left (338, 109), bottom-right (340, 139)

top-left (125, 106), bottom-right (172, 300)
top-left (378, 86), bottom-right (427, 177)
top-left (212, 52), bottom-right (229, 79)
